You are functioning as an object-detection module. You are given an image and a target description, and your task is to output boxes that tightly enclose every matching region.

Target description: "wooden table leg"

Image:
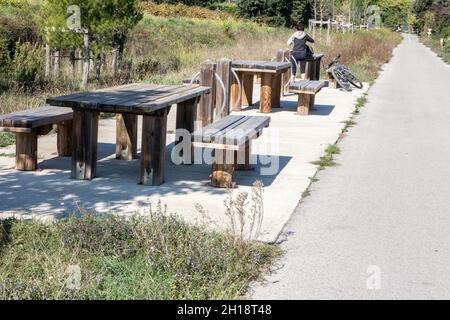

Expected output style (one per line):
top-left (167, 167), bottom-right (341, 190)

top-left (211, 148), bottom-right (236, 188)
top-left (230, 71), bottom-right (242, 111)
top-left (175, 98), bottom-right (196, 164)
top-left (140, 109), bottom-right (168, 186)
top-left (271, 72), bottom-right (282, 108)
top-left (242, 73), bottom-right (254, 107)
top-left (15, 131), bottom-right (37, 171)
top-left (115, 113), bottom-right (138, 160)
top-left (57, 120), bottom-right (73, 157)
top-left (260, 73), bottom-right (273, 113)
top-left (235, 140), bottom-right (253, 171)
top-left (72, 109), bottom-right (99, 180)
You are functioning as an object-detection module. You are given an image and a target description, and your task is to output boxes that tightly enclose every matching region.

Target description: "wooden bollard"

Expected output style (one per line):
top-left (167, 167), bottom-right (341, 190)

top-left (198, 61), bottom-right (216, 127)
top-left (277, 49), bottom-right (291, 95)
top-left (215, 59), bottom-right (232, 121)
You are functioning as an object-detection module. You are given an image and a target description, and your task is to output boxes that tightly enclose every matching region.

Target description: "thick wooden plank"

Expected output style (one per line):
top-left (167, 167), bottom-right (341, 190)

top-left (15, 131), bottom-right (37, 171)
top-left (115, 114), bottom-right (138, 160)
top-left (0, 106), bottom-right (73, 128)
top-left (235, 140), bottom-right (253, 171)
top-left (57, 120), bottom-right (73, 157)
top-left (230, 71), bottom-right (242, 112)
top-left (198, 61), bottom-right (216, 127)
top-left (140, 110), bottom-right (168, 186)
top-left (260, 73), bottom-right (273, 113)
top-left (242, 73), bottom-right (254, 107)
top-left (47, 84), bottom-right (209, 115)
top-left (219, 116), bottom-right (270, 146)
top-left (215, 59), bottom-right (232, 120)
top-left (232, 60), bottom-right (290, 72)
top-left (289, 80), bottom-right (327, 94)
top-left (72, 110), bottom-right (99, 180)
top-left (271, 73), bottom-right (282, 108)
top-left (191, 115), bottom-right (246, 143)
top-left (175, 98), bottom-right (197, 164)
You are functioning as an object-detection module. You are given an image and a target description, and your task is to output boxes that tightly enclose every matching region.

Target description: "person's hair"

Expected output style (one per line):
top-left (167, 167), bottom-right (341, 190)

top-left (295, 22), bottom-right (305, 31)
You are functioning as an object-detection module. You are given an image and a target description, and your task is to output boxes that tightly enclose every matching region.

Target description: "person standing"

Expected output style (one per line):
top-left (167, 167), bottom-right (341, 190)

top-left (287, 22), bottom-right (315, 81)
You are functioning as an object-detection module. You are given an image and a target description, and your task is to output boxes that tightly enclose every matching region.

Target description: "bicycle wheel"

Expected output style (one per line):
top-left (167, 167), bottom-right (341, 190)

top-left (343, 69), bottom-right (363, 89)
top-left (331, 68), bottom-right (352, 91)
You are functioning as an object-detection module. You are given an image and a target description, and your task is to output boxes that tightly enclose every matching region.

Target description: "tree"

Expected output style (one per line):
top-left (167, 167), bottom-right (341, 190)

top-left (377, 0), bottom-right (411, 28)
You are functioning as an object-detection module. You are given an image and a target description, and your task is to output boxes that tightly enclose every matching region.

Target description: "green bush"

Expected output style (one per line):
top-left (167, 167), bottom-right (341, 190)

top-left (11, 42), bottom-right (44, 90)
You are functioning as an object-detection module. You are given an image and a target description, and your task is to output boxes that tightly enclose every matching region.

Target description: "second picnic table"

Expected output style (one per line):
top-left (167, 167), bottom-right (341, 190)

top-left (47, 83), bottom-right (210, 186)
top-left (231, 60), bottom-right (291, 113)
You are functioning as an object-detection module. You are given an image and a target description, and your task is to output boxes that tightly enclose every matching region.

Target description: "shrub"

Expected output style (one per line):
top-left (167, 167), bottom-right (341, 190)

top-left (140, 1), bottom-right (234, 20)
top-left (11, 42), bottom-right (44, 90)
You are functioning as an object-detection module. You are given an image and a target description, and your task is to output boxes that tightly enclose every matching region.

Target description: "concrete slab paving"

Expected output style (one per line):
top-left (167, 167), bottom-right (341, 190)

top-left (0, 82), bottom-right (366, 242)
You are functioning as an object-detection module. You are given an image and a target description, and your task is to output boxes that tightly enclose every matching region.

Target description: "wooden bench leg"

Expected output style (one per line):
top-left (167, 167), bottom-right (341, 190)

top-left (175, 98), bottom-right (196, 164)
top-left (140, 110), bottom-right (168, 186)
top-left (309, 94), bottom-right (316, 111)
top-left (242, 73), bottom-right (254, 107)
top-left (297, 94), bottom-right (311, 115)
top-left (211, 148), bottom-right (236, 188)
top-left (15, 131), bottom-right (37, 171)
top-left (57, 120), bottom-right (73, 157)
top-left (115, 114), bottom-right (138, 160)
top-left (230, 71), bottom-right (242, 111)
top-left (235, 140), bottom-right (253, 171)
top-left (328, 72), bottom-right (337, 89)
top-left (260, 73), bottom-right (272, 113)
top-left (271, 73), bottom-right (282, 108)
top-left (72, 110), bottom-right (99, 180)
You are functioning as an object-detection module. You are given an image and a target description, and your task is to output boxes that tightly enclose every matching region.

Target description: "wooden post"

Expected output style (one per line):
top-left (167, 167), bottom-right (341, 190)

top-left (57, 120), bottom-right (73, 157)
top-left (198, 61), bottom-right (216, 127)
top-left (235, 140), bottom-right (253, 171)
top-left (140, 109), bottom-right (168, 186)
top-left (215, 59), bottom-right (232, 120)
top-left (15, 132), bottom-right (37, 171)
top-left (69, 50), bottom-right (76, 80)
top-left (45, 44), bottom-right (51, 79)
top-left (271, 72), bottom-right (282, 108)
top-left (72, 109), bottom-right (99, 180)
top-left (242, 73), bottom-right (254, 107)
top-left (260, 73), bottom-right (272, 113)
top-left (230, 70), bottom-right (241, 112)
top-left (53, 49), bottom-right (61, 79)
top-left (297, 94), bottom-right (312, 115)
top-left (115, 114), bottom-right (138, 160)
top-left (211, 148), bottom-right (235, 188)
top-left (112, 44), bottom-right (118, 78)
top-left (277, 49), bottom-right (290, 95)
top-left (326, 20), bottom-right (331, 46)
top-left (82, 33), bottom-right (90, 91)
top-left (175, 98), bottom-right (197, 164)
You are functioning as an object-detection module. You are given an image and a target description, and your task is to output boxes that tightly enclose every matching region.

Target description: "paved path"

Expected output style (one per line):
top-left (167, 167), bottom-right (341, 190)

top-left (251, 34), bottom-right (450, 299)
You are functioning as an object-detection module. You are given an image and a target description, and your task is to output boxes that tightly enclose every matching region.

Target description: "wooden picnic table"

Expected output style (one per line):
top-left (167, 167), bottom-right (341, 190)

top-left (47, 83), bottom-right (210, 186)
top-left (231, 60), bottom-right (291, 113)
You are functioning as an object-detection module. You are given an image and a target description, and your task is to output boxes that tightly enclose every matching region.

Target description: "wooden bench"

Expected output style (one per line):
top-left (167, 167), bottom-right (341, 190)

top-left (289, 80), bottom-right (328, 115)
top-left (192, 115), bottom-right (270, 188)
top-left (0, 106), bottom-right (73, 171)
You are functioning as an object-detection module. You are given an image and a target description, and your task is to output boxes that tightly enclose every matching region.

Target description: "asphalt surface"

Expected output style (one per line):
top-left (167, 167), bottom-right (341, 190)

top-left (251, 34), bottom-right (450, 299)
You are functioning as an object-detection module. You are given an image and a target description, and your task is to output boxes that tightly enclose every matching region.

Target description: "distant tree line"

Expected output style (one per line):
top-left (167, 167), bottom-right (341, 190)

top-left (413, 0), bottom-right (449, 36)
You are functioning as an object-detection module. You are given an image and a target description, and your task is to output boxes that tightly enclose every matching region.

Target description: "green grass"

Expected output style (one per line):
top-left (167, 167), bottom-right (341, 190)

top-left (0, 132), bottom-right (15, 147)
top-left (312, 144), bottom-right (341, 169)
top-left (0, 210), bottom-right (280, 300)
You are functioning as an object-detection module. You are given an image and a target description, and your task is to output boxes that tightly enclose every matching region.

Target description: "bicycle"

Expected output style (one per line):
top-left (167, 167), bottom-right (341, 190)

top-left (326, 54), bottom-right (363, 91)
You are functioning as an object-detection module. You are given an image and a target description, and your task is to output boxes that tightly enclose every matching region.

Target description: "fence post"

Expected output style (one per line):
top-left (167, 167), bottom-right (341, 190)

top-left (198, 60), bottom-right (216, 127)
top-left (53, 49), bottom-right (61, 79)
top-left (215, 58), bottom-right (232, 121)
top-left (45, 44), bottom-right (51, 79)
top-left (82, 32), bottom-right (90, 91)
